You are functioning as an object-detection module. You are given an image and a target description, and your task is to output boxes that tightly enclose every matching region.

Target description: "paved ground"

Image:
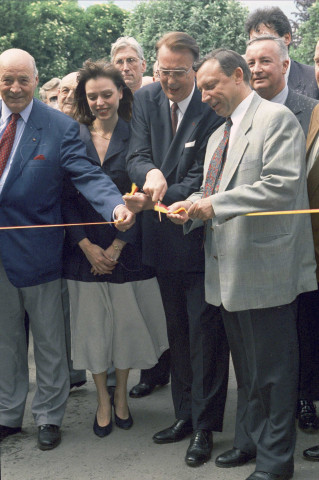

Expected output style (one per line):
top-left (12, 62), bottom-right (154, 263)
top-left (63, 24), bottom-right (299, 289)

top-left (1, 338), bottom-right (319, 480)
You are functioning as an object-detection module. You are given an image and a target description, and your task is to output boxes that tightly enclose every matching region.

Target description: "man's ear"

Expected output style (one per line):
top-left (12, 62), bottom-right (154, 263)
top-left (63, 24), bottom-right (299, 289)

top-left (141, 60), bottom-right (147, 74)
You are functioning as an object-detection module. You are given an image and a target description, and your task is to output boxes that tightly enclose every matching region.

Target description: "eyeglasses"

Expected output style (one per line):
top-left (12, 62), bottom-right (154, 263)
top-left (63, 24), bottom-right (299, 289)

top-left (157, 66), bottom-right (193, 79)
top-left (114, 57), bottom-right (140, 67)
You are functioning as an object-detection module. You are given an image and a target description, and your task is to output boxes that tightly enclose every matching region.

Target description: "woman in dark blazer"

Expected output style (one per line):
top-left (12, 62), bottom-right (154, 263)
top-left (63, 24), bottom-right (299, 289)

top-left (62, 60), bottom-right (168, 438)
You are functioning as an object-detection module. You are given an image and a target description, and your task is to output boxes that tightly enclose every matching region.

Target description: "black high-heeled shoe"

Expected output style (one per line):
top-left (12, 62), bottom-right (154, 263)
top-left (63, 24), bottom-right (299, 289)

top-left (93, 410), bottom-right (112, 437)
top-left (114, 406), bottom-right (133, 430)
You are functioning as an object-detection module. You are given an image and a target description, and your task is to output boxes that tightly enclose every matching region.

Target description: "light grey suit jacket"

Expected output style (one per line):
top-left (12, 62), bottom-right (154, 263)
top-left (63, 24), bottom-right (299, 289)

top-left (186, 92), bottom-right (317, 312)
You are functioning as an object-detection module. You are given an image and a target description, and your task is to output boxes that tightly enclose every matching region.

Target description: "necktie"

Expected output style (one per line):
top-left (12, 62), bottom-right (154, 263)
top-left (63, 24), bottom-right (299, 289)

top-left (0, 113), bottom-right (20, 178)
top-left (202, 117), bottom-right (232, 198)
top-left (171, 102), bottom-right (178, 136)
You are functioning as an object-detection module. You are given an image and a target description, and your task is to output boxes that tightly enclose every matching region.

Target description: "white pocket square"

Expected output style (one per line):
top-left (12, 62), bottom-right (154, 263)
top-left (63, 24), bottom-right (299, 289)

top-left (185, 140), bottom-right (196, 148)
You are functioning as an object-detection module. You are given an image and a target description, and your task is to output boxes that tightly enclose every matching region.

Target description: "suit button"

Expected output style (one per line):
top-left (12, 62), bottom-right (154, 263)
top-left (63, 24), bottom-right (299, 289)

top-left (213, 255), bottom-right (218, 260)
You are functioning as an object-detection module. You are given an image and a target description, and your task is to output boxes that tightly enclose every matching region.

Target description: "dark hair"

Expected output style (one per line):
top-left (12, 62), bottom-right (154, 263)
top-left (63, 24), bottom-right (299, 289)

top-left (156, 31), bottom-right (199, 62)
top-left (194, 48), bottom-right (251, 84)
top-left (74, 59), bottom-right (133, 124)
top-left (245, 7), bottom-right (292, 38)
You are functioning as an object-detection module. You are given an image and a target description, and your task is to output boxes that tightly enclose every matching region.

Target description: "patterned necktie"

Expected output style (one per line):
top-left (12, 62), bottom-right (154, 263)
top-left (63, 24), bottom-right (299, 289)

top-left (0, 113), bottom-right (20, 178)
top-left (171, 102), bottom-right (178, 136)
top-left (202, 117), bottom-right (232, 198)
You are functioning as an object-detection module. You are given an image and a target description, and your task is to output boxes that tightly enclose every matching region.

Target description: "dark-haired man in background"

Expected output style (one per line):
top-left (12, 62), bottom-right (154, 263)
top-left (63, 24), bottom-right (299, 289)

top-left (245, 6), bottom-right (319, 99)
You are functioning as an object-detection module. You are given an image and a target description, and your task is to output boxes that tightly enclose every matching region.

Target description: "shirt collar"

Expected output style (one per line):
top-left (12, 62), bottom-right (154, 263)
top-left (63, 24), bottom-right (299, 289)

top-left (270, 84), bottom-right (289, 105)
top-left (169, 83), bottom-right (195, 115)
top-left (1, 100), bottom-right (33, 125)
top-left (230, 91), bottom-right (255, 127)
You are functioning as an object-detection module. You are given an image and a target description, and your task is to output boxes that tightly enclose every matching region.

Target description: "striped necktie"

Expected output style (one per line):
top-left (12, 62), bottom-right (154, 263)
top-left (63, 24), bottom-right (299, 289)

top-left (202, 117), bottom-right (232, 197)
top-left (0, 113), bottom-right (20, 178)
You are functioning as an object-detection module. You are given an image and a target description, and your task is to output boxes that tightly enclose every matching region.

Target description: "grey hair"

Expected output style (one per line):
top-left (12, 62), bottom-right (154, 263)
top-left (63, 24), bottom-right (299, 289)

top-left (247, 35), bottom-right (288, 61)
top-left (111, 36), bottom-right (144, 61)
top-left (39, 77), bottom-right (61, 101)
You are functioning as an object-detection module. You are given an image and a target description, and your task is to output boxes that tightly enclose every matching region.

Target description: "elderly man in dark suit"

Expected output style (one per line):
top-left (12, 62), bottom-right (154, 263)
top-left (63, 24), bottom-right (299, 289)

top-left (245, 6), bottom-right (319, 100)
top-left (125, 32), bottom-right (229, 467)
top-left (0, 48), bottom-right (134, 450)
top-left (246, 35), bottom-right (319, 434)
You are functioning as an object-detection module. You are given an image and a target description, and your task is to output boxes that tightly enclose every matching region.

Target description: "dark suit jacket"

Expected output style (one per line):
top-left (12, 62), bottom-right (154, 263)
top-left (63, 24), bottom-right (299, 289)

top-left (289, 59), bottom-right (319, 100)
top-left (285, 88), bottom-right (319, 137)
top-left (0, 99), bottom-right (123, 288)
top-left (126, 82), bottom-right (223, 272)
top-left (62, 119), bottom-right (154, 283)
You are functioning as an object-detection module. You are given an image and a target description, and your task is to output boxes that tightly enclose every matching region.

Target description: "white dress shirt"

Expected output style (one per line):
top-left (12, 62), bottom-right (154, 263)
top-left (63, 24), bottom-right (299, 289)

top-left (169, 83), bottom-right (195, 131)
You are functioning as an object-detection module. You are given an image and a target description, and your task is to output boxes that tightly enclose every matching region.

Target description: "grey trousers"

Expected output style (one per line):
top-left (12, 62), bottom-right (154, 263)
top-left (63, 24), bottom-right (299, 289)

top-left (0, 260), bottom-right (69, 427)
top-left (221, 300), bottom-right (299, 476)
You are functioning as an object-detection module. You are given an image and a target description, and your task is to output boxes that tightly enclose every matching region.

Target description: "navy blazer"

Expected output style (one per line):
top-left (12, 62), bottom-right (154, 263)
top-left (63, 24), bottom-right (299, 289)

top-left (0, 99), bottom-right (123, 287)
top-left (126, 82), bottom-right (224, 272)
top-left (289, 59), bottom-right (319, 100)
top-left (62, 118), bottom-right (154, 283)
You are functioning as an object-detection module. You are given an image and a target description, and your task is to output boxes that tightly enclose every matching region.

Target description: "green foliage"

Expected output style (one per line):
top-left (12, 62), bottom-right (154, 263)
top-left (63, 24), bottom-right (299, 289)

top-left (124, 0), bottom-right (249, 74)
top-left (84, 4), bottom-right (128, 62)
top-left (291, 1), bottom-right (319, 65)
top-left (0, 0), bottom-right (127, 84)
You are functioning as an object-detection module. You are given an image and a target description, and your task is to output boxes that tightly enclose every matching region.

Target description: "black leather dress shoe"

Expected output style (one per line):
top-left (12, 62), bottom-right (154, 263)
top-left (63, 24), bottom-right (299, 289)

top-left (185, 429), bottom-right (213, 467)
top-left (153, 419), bottom-right (193, 444)
top-left (215, 447), bottom-right (256, 468)
top-left (129, 376), bottom-right (169, 398)
top-left (0, 425), bottom-right (21, 441)
top-left (297, 399), bottom-right (319, 432)
top-left (246, 471), bottom-right (293, 480)
top-left (37, 424), bottom-right (61, 450)
top-left (70, 380), bottom-right (87, 390)
top-left (303, 444), bottom-right (319, 461)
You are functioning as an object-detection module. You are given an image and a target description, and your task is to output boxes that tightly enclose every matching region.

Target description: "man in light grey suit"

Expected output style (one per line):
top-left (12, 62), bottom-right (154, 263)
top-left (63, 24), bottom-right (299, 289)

top-left (246, 35), bottom-right (319, 434)
top-left (245, 35), bottom-right (318, 137)
top-left (168, 48), bottom-right (317, 480)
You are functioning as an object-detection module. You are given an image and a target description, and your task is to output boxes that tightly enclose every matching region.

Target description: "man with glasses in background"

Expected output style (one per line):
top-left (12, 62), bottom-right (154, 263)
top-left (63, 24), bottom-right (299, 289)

top-left (125, 31), bottom-right (229, 468)
top-left (111, 36), bottom-right (147, 93)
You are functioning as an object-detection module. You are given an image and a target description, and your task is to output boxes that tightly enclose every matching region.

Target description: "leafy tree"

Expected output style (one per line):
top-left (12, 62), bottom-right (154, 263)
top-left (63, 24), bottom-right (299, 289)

top-left (0, 0), bottom-right (127, 84)
top-left (291, 1), bottom-right (319, 65)
top-left (124, 0), bottom-right (249, 74)
top-left (83, 4), bottom-right (128, 62)
top-left (291, 0), bottom-right (316, 46)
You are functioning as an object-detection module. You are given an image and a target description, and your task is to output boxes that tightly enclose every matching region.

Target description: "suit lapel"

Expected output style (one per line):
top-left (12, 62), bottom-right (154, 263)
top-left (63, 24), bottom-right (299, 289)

top-left (219, 93), bottom-right (261, 192)
top-left (285, 89), bottom-right (301, 116)
top-left (161, 88), bottom-right (203, 178)
top-left (104, 118), bottom-right (129, 164)
top-left (0, 103), bottom-right (41, 197)
top-left (149, 89), bottom-right (172, 169)
top-left (288, 60), bottom-right (302, 92)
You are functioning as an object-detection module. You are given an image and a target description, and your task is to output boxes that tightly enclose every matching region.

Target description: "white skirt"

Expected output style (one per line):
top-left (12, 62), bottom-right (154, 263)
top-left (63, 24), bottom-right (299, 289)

top-left (67, 277), bottom-right (169, 374)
